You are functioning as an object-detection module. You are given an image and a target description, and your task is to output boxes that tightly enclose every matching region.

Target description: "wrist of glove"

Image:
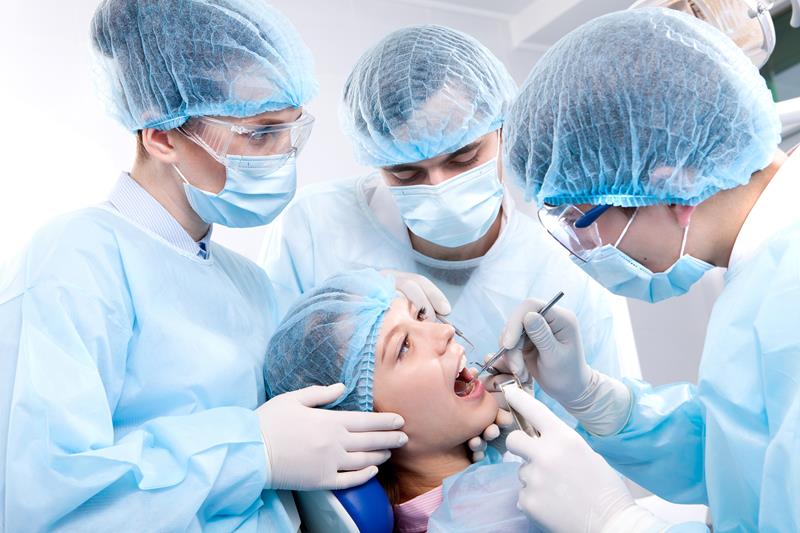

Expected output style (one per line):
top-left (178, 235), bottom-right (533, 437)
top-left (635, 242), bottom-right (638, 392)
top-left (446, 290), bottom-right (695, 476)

top-left (563, 370), bottom-right (633, 437)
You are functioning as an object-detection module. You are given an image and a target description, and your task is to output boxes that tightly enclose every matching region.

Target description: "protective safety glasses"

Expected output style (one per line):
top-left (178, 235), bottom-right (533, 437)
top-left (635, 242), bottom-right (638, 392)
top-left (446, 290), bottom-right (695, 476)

top-left (178, 112), bottom-right (315, 166)
top-left (538, 204), bottom-right (642, 262)
top-left (537, 204), bottom-right (606, 262)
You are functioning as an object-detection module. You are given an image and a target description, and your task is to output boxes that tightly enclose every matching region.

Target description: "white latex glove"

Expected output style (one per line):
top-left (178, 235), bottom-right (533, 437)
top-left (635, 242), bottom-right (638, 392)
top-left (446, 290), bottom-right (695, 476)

top-left (499, 298), bottom-right (592, 405)
top-left (383, 269), bottom-right (451, 318)
top-left (257, 383), bottom-right (407, 491)
top-left (467, 409), bottom-right (515, 462)
top-left (466, 365), bottom-right (515, 461)
top-left (504, 387), bottom-right (668, 533)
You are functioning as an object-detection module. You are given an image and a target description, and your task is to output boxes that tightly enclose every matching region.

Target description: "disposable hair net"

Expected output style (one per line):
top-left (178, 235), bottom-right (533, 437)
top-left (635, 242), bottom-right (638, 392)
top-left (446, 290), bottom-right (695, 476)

top-left (90, 0), bottom-right (319, 131)
top-left (265, 269), bottom-right (395, 412)
top-left (341, 25), bottom-right (517, 167)
top-left (503, 8), bottom-right (781, 208)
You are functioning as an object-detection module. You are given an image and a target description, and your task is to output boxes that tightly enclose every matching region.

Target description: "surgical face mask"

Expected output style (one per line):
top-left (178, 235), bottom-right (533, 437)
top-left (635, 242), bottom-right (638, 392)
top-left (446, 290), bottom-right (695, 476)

top-left (388, 157), bottom-right (504, 248)
top-left (174, 154), bottom-right (297, 228)
top-left (575, 208), bottom-right (714, 303)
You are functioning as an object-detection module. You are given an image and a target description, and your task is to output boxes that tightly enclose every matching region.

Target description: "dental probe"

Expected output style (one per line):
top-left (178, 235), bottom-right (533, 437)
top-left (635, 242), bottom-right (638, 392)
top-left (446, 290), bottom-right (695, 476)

top-left (499, 376), bottom-right (541, 438)
top-left (472, 291), bottom-right (565, 380)
top-left (436, 313), bottom-right (475, 350)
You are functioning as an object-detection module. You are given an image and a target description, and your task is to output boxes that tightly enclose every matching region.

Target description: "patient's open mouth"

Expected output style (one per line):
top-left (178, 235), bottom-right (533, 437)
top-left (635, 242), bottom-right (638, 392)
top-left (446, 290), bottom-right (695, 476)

top-left (454, 354), bottom-right (477, 398)
top-left (454, 367), bottom-right (475, 397)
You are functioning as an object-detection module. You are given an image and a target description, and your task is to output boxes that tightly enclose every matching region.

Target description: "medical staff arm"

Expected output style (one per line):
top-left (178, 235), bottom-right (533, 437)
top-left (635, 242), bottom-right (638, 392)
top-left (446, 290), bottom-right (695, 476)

top-left (505, 388), bottom-right (709, 533)
top-left (5, 285), bottom-right (268, 532)
top-left (581, 379), bottom-right (707, 504)
top-left (498, 295), bottom-right (707, 502)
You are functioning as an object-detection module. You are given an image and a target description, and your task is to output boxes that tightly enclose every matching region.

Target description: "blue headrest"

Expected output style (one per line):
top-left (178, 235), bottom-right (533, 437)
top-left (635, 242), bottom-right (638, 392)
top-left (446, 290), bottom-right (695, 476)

top-left (333, 477), bottom-right (394, 533)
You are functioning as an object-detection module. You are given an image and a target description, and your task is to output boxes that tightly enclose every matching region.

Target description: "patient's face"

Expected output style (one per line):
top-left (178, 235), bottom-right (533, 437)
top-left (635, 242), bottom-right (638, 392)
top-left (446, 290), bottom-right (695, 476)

top-left (372, 296), bottom-right (498, 455)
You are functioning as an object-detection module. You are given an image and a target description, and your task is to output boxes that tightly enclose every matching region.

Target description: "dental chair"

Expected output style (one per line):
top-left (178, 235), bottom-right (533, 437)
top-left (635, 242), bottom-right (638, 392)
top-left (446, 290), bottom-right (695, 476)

top-left (295, 477), bottom-right (394, 533)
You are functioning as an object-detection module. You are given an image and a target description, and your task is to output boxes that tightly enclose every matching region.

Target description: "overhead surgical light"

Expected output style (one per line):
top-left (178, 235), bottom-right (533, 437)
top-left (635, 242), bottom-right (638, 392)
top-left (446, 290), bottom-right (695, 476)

top-left (630, 0), bottom-right (776, 67)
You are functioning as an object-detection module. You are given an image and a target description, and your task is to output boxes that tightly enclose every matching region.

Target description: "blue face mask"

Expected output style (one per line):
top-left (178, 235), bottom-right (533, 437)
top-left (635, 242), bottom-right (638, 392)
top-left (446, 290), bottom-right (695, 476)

top-left (575, 208), bottom-right (714, 303)
top-left (175, 154), bottom-right (297, 228)
top-left (388, 157), bottom-right (504, 248)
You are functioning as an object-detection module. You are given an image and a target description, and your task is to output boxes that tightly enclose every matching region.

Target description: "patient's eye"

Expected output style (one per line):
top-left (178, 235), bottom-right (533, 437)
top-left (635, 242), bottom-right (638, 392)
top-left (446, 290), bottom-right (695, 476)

top-left (416, 308), bottom-right (427, 321)
top-left (398, 336), bottom-right (410, 360)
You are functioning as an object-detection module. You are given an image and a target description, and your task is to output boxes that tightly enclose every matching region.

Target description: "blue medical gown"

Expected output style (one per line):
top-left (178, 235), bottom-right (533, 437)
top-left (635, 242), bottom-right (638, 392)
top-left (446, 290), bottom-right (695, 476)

top-left (584, 220), bottom-right (800, 532)
top-left (0, 207), bottom-right (294, 532)
top-left (261, 174), bottom-right (623, 423)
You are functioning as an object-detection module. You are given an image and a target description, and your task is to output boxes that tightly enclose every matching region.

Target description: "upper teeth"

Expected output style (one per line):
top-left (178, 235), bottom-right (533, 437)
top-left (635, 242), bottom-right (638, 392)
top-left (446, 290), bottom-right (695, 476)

top-left (457, 354), bottom-right (467, 377)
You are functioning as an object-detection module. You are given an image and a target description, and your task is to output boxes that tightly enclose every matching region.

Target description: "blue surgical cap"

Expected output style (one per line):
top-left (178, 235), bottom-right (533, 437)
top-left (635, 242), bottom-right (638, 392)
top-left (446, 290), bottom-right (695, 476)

top-left (340, 25), bottom-right (517, 167)
top-left (265, 269), bottom-right (395, 412)
top-left (504, 8), bottom-right (781, 208)
top-left (90, 0), bottom-right (319, 131)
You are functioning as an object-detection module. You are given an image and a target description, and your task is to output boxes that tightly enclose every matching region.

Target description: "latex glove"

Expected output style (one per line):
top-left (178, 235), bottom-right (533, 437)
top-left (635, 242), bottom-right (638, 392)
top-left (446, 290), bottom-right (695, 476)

top-left (499, 298), bottom-right (592, 405)
top-left (257, 383), bottom-right (407, 491)
top-left (467, 407), bottom-right (514, 462)
top-left (467, 365), bottom-right (515, 461)
top-left (383, 269), bottom-right (451, 318)
top-left (504, 387), bottom-right (668, 533)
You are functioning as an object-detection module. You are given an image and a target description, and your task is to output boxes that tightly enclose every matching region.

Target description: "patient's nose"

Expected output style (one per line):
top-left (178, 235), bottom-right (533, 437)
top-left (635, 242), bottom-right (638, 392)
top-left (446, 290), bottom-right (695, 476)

top-left (432, 322), bottom-right (455, 355)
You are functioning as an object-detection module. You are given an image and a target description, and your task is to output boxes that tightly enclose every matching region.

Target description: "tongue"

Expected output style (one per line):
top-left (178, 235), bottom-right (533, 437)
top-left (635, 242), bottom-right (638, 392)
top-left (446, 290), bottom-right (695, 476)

top-left (454, 368), bottom-right (475, 397)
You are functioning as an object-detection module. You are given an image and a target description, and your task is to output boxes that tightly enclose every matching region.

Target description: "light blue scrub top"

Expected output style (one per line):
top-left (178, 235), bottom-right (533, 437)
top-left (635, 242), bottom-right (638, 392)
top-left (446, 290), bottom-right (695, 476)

top-left (0, 174), bottom-right (297, 532)
top-left (584, 150), bottom-right (800, 532)
top-left (261, 174), bottom-right (623, 425)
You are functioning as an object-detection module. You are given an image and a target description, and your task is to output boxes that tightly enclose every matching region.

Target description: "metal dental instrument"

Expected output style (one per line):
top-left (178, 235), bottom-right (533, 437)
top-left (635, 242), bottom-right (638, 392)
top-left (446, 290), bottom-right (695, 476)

top-left (436, 313), bottom-right (475, 351)
top-left (473, 291), bottom-right (565, 380)
top-left (499, 376), bottom-right (541, 437)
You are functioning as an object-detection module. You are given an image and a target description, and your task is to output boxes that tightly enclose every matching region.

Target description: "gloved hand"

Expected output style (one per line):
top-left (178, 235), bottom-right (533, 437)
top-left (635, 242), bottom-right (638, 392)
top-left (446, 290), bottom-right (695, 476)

top-left (467, 408), bottom-right (514, 462)
top-left (383, 269), bottom-right (451, 318)
top-left (498, 298), bottom-right (592, 405)
top-left (504, 387), bottom-right (668, 533)
top-left (257, 383), bottom-right (407, 491)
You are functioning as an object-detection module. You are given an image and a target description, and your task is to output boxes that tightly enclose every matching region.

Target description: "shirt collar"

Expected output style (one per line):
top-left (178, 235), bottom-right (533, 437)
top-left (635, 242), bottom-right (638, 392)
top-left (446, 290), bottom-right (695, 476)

top-left (108, 173), bottom-right (212, 259)
top-left (728, 148), bottom-right (800, 274)
top-left (392, 484), bottom-right (443, 533)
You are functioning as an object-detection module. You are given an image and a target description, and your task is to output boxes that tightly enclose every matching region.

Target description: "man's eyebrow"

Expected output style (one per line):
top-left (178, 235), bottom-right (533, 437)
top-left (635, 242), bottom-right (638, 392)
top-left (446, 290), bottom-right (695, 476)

top-left (384, 141), bottom-right (483, 172)
top-left (384, 163), bottom-right (422, 173)
top-left (445, 141), bottom-right (481, 159)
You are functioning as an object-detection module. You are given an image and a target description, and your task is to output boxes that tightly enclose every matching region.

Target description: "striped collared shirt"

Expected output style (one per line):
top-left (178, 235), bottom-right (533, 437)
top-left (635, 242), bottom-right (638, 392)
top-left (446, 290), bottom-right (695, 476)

top-left (106, 173), bottom-right (212, 259)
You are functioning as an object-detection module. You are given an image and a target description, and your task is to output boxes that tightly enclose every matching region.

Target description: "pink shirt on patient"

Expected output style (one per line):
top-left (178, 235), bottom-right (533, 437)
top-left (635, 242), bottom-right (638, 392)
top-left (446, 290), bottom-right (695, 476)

top-left (392, 485), bottom-right (444, 533)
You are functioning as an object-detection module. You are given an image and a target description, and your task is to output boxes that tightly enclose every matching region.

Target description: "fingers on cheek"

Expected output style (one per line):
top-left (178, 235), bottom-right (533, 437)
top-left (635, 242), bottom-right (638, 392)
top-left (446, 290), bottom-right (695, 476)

top-left (496, 409), bottom-right (514, 427)
top-left (517, 493), bottom-right (540, 518)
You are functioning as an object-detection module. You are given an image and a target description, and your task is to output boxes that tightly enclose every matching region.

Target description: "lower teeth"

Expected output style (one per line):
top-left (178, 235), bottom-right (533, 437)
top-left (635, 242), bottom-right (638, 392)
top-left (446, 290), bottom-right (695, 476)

top-left (455, 380), bottom-right (474, 397)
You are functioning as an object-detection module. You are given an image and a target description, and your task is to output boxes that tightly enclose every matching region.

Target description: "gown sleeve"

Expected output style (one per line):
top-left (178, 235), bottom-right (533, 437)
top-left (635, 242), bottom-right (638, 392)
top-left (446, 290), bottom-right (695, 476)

top-left (2, 218), bottom-right (270, 532)
top-left (582, 379), bottom-right (707, 505)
